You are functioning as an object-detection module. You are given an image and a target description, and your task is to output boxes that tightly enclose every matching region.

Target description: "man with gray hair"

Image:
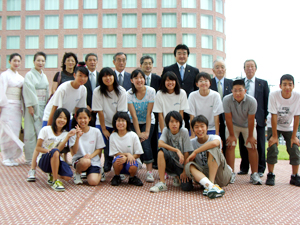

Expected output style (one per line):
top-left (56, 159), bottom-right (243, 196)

top-left (113, 52), bottom-right (131, 91)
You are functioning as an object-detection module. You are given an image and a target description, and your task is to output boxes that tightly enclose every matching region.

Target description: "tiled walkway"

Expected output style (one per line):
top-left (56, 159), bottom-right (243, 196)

top-left (0, 155), bottom-right (299, 225)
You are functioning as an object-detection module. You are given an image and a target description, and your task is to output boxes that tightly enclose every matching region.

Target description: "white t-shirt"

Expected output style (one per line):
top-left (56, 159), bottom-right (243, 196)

top-left (127, 86), bottom-right (155, 124)
top-left (36, 126), bottom-right (68, 163)
top-left (69, 127), bottom-right (106, 167)
top-left (109, 131), bottom-right (144, 168)
top-left (186, 90), bottom-right (224, 131)
top-left (268, 90), bottom-right (300, 131)
top-left (43, 81), bottom-right (87, 121)
top-left (92, 86), bottom-right (127, 128)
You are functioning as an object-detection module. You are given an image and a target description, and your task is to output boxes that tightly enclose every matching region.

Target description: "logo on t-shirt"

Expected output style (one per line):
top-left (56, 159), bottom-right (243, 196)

top-left (174, 103), bottom-right (180, 106)
top-left (90, 141), bottom-right (95, 144)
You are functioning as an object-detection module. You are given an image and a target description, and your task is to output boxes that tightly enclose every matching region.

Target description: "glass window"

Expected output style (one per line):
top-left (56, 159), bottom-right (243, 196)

top-left (201, 15), bottom-right (213, 30)
top-left (122, 14), bottom-right (137, 28)
top-left (142, 53), bottom-right (157, 67)
top-left (64, 15), bottom-right (78, 29)
top-left (25, 55), bottom-right (34, 68)
top-left (187, 54), bottom-right (196, 67)
top-left (122, 0), bottom-right (137, 8)
top-left (217, 37), bottom-right (223, 51)
top-left (64, 35), bottom-right (78, 48)
top-left (216, 0), bottom-right (223, 14)
top-left (217, 56), bottom-right (223, 61)
top-left (64, 0), bottom-right (78, 10)
top-left (102, 0), bottom-right (117, 9)
top-left (182, 0), bottom-right (196, 8)
top-left (7, 0), bottom-right (21, 11)
top-left (126, 54), bottom-right (136, 67)
top-left (103, 14), bottom-right (117, 28)
top-left (45, 35), bottom-right (58, 49)
top-left (182, 13), bottom-right (196, 28)
top-left (202, 54), bottom-right (213, 68)
top-left (45, 15), bottom-right (59, 29)
top-left (182, 34), bottom-right (196, 48)
top-left (216, 17), bottom-right (223, 32)
top-left (26, 0), bottom-right (40, 10)
top-left (162, 34), bottom-right (176, 47)
top-left (7, 36), bottom-right (20, 49)
top-left (45, 55), bottom-right (58, 68)
top-left (0, 17), bottom-right (2, 30)
top-left (201, 0), bottom-right (212, 10)
top-left (201, 35), bottom-right (213, 49)
top-left (83, 34), bottom-right (97, 48)
top-left (45, 0), bottom-right (59, 10)
top-left (123, 34), bottom-right (136, 48)
top-left (26, 36), bottom-right (39, 49)
top-left (0, 37), bottom-right (2, 49)
top-left (103, 54), bottom-right (115, 67)
top-left (142, 14), bottom-right (157, 28)
top-left (162, 0), bottom-right (176, 8)
top-left (0, 0), bottom-right (2, 11)
top-left (103, 34), bottom-right (117, 48)
top-left (162, 13), bottom-right (177, 28)
top-left (25, 16), bottom-right (40, 30)
top-left (163, 54), bottom-right (175, 67)
top-left (142, 34), bottom-right (156, 48)
top-left (84, 0), bottom-right (97, 9)
top-left (142, 0), bottom-right (156, 8)
top-left (6, 55), bottom-right (10, 69)
top-left (83, 14), bottom-right (98, 29)
top-left (6, 16), bottom-right (21, 30)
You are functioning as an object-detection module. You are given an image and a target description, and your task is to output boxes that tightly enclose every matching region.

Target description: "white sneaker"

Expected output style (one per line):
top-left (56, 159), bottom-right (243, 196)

top-left (10, 159), bottom-right (19, 166)
top-left (74, 173), bottom-right (83, 185)
top-left (173, 177), bottom-right (181, 187)
top-left (100, 168), bottom-right (106, 182)
top-left (25, 160), bottom-right (32, 165)
top-left (250, 172), bottom-right (262, 185)
top-left (120, 174), bottom-right (126, 181)
top-left (207, 185), bottom-right (225, 199)
top-left (81, 172), bottom-right (87, 179)
top-left (146, 171), bottom-right (154, 183)
top-left (51, 179), bottom-right (65, 192)
top-left (2, 159), bottom-right (13, 166)
top-left (27, 169), bottom-right (36, 182)
top-left (230, 172), bottom-right (236, 184)
top-left (150, 182), bottom-right (168, 193)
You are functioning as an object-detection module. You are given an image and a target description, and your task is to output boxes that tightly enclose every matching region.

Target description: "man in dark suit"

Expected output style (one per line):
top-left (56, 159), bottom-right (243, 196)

top-left (113, 52), bottom-right (131, 91)
top-left (140, 55), bottom-right (161, 169)
top-left (238, 59), bottom-right (269, 176)
top-left (210, 59), bottom-right (233, 157)
top-left (162, 44), bottom-right (199, 130)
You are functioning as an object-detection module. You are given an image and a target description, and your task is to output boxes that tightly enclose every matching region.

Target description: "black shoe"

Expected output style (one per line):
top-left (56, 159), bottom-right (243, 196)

top-left (290, 174), bottom-right (300, 186)
top-left (128, 176), bottom-right (143, 186)
top-left (152, 165), bottom-right (158, 170)
top-left (111, 175), bottom-right (121, 186)
top-left (237, 171), bottom-right (248, 175)
top-left (266, 173), bottom-right (275, 186)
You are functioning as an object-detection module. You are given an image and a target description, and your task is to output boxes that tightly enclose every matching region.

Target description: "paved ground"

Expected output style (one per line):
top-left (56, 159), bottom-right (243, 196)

top-left (0, 154), bottom-right (299, 225)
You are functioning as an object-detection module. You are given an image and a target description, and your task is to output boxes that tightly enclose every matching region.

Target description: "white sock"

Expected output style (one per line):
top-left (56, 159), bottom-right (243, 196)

top-left (199, 177), bottom-right (214, 190)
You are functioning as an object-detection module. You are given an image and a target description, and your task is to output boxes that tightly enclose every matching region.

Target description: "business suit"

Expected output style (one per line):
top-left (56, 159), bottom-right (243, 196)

top-left (115, 71), bottom-right (131, 91)
top-left (85, 71), bottom-right (99, 127)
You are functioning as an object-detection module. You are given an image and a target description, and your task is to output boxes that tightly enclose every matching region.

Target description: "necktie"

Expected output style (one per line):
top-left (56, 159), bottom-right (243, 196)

top-left (218, 80), bottom-right (223, 99)
top-left (245, 80), bottom-right (250, 94)
top-left (118, 73), bottom-right (123, 86)
top-left (180, 66), bottom-right (184, 81)
top-left (90, 72), bottom-right (96, 90)
top-left (146, 76), bottom-right (150, 86)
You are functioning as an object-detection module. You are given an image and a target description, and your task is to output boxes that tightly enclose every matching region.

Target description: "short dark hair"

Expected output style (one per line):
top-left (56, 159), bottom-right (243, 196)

top-left (113, 52), bottom-right (127, 61)
top-left (130, 69), bottom-right (146, 94)
top-left (159, 71), bottom-right (181, 94)
top-left (112, 111), bottom-right (131, 132)
top-left (191, 115), bottom-right (209, 130)
top-left (74, 61), bottom-right (89, 76)
top-left (85, 53), bottom-right (98, 62)
top-left (61, 52), bottom-right (78, 71)
top-left (280, 74), bottom-right (294, 85)
top-left (232, 79), bottom-right (245, 88)
top-left (75, 107), bottom-right (91, 120)
top-left (173, 44), bottom-right (190, 57)
top-left (9, 53), bottom-right (22, 61)
top-left (98, 67), bottom-right (120, 98)
top-left (165, 111), bottom-right (183, 130)
top-left (195, 72), bottom-right (212, 86)
top-left (52, 108), bottom-right (70, 133)
top-left (140, 55), bottom-right (154, 65)
top-left (244, 59), bottom-right (257, 69)
top-left (33, 52), bottom-right (46, 61)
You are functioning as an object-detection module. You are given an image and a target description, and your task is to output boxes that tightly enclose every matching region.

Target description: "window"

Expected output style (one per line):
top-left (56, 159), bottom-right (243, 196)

top-left (142, 34), bottom-right (156, 47)
top-left (162, 13), bottom-right (177, 28)
top-left (83, 14), bottom-right (98, 29)
top-left (0, 0), bottom-right (2, 11)
top-left (182, 34), bottom-right (196, 48)
top-left (182, 0), bottom-right (196, 8)
top-left (103, 34), bottom-right (117, 48)
top-left (0, 17), bottom-right (2, 30)
top-left (216, 17), bottom-right (223, 32)
top-left (123, 34), bottom-right (136, 48)
top-left (202, 54), bottom-right (213, 68)
top-left (182, 13), bottom-right (196, 28)
top-left (6, 16), bottom-right (21, 30)
top-left (216, 0), bottom-right (223, 14)
top-left (83, 34), bottom-right (97, 48)
top-left (187, 54), bottom-right (196, 67)
top-left (201, 15), bottom-right (213, 30)
top-left (102, 0), bottom-right (117, 9)
top-left (103, 14), bottom-right (117, 28)
top-left (25, 16), bottom-right (40, 30)
top-left (201, 0), bottom-right (212, 10)
top-left (45, 15), bottom-right (59, 29)
top-left (45, 0), bottom-right (59, 10)
top-left (142, 14), bottom-right (157, 28)
top-left (142, 0), bottom-right (156, 8)
top-left (162, 34), bottom-right (176, 47)
top-left (162, 0), bottom-right (176, 8)
top-left (122, 0), bottom-right (137, 8)
top-left (45, 35), bottom-right (58, 49)
top-left (0, 36), bottom-right (1, 49)
top-left (201, 35), bottom-right (213, 49)
top-left (26, 0), bottom-right (40, 10)
top-left (163, 54), bottom-right (175, 67)
top-left (126, 54), bottom-right (136, 67)
top-left (64, 35), bottom-right (77, 48)
top-left (142, 53), bottom-right (157, 67)
top-left (45, 55), bottom-right (58, 68)
top-left (7, 0), bottom-right (21, 11)
top-left (64, 0), bottom-right (78, 10)
top-left (7, 36), bottom-right (20, 49)
top-left (217, 56), bottom-right (223, 61)
top-left (217, 37), bottom-right (223, 51)
top-left (64, 15), bottom-right (78, 29)
top-left (122, 14), bottom-right (137, 28)
top-left (25, 55), bottom-right (34, 68)
top-left (103, 54), bottom-right (115, 67)
top-left (26, 36), bottom-right (39, 49)
top-left (6, 55), bottom-right (10, 69)
top-left (84, 0), bottom-right (97, 9)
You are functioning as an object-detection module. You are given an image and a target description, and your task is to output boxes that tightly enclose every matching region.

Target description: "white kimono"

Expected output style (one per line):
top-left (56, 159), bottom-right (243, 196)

top-left (0, 69), bottom-right (24, 161)
top-left (23, 68), bottom-right (49, 161)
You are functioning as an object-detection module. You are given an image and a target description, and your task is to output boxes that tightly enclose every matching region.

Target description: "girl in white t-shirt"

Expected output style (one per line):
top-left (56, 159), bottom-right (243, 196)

top-left (69, 108), bottom-right (106, 186)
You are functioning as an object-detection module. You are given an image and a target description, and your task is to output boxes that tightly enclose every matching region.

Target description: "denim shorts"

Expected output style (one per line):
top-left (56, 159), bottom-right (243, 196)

top-left (112, 155), bottom-right (138, 175)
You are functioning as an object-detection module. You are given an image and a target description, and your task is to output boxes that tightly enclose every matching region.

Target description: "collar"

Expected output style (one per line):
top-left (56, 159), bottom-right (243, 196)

top-left (215, 77), bottom-right (224, 84)
top-left (145, 73), bottom-right (152, 79)
top-left (177, 63), bottom-right (186, 70)
top-left (115, 70), bottom-right (125, 76)
top-left (245, 76), bottom-right (255, 83)
top-left (88, 69), bottom-right (97, 75)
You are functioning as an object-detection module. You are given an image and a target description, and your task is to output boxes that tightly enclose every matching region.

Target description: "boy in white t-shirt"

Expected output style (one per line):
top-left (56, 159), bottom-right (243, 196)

top-left (266, 74), bottom-right (300, 186)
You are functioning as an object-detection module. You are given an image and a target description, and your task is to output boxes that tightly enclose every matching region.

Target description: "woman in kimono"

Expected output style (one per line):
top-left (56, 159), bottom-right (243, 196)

top-left (23, 52), bottom-right (49, 164)
top-left (0, 53), bottom-right (24, 166)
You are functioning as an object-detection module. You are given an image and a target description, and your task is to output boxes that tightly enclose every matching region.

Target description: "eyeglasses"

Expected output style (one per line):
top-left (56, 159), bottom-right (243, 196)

top-left (198, 80), bottom-right (210, 83)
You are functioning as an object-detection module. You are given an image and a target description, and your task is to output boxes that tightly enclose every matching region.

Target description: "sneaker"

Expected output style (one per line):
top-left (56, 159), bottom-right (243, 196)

top-left (258, 172), bottom-right (264, 177)
top-left (250, 172), bottom-right (262, 185)
top-left (47, 173), bottom-right (53, 185)
top-left (128, 176), bottom-right (143, 186)
top-left (25, 159), bottom-right (32, 165)
top-left (51, 179), bottom-right (65, 192)
top-left (150, 182), bottom-right (168, 193)
top-left (207, 185), bottom-right (225, 199)
top-left (111, 175), bottom-right (121, 186)
top-left (230, 172), bottom-right (236, 184)
top-left (203, 188), bottom-right (208, 196)
top-left (27, 169), bottom-right (36, 182)
top-left (2, 159), bottom-right (13, 167)
top-left (237, 171), bottom-right (248, 175)
top-left (10, 159), bottom-right (19, 166)
top-left (74, 173), bottom-right (83, 185)
top-left (146, 171), bottom-right (155, 183)
top-left (173, 177), bottom-right (181, 187)
top-left (120, 174), bottom-right (126, 181)
top-left (266, 173), bottom-right (275, 186)
top-left (290, 174), bottom-right (300, 186)
top-left (81, 172), bottom-right (87, 179)
top-left (100, 168), bottom-right (106, 182)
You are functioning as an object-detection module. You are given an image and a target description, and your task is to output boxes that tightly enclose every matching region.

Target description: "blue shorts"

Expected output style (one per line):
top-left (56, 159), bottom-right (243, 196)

top-left (112, 155), bottom-right (138, 175)
top-left (38, 148), bottom-right (73, 177)
top-left (74, 158), bottom-right (101, 175)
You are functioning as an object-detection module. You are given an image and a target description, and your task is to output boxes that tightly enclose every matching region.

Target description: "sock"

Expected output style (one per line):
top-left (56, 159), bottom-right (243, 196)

top-left (199, 177), bottom-right (214, 190)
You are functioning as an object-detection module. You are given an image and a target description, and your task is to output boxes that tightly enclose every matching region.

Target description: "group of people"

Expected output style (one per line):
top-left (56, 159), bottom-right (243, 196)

top-left (1, 44), bottom-right (300, 199)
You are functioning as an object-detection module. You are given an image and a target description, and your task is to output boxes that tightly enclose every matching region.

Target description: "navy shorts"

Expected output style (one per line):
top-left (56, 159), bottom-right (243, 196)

top-left (112, 155), bottom-right (138, 175)
top-left (74, 158), bottom-right (101, 175)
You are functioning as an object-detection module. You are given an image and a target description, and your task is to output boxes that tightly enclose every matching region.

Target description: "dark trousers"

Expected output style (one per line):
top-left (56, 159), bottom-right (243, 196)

top-left (151, 113), bottom-right (159, 167)
top-left (184, 112), bottom-right (190, 131)
top-left (219, 114), bottom-right (227, 157)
